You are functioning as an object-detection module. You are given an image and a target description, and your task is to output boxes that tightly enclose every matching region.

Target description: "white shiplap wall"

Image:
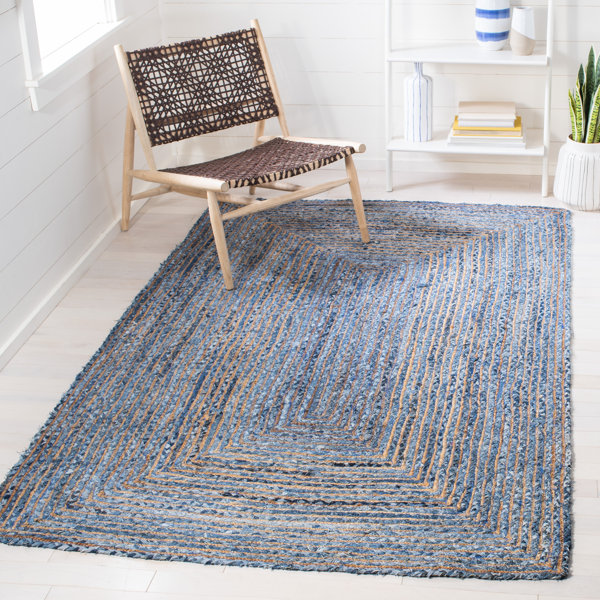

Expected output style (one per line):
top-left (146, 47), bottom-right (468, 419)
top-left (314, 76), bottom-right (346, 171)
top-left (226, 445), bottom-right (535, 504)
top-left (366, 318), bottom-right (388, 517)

top-left (161, 0), bottom-right (600, 174)
top-left (0, 1), bottom-right (163, 365)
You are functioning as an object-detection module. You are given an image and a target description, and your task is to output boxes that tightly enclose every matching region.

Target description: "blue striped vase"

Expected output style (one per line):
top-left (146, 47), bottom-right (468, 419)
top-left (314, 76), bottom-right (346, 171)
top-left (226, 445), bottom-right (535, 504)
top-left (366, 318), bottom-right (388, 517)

top-left (404, 62), bottom-right (433, 142)
top-left (475, 0), bottom-right (511, 51)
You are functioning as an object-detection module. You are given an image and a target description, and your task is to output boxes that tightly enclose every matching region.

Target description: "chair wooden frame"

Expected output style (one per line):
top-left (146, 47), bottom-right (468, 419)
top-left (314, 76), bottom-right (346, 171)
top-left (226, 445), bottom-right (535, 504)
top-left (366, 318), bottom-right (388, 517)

top-left (114, 20), bottom-right (369, 290)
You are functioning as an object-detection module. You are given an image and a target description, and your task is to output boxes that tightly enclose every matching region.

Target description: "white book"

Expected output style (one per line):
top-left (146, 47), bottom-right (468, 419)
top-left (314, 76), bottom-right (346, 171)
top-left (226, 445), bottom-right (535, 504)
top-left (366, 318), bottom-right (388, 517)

top-left (457, 101), bottom-right (516, 122)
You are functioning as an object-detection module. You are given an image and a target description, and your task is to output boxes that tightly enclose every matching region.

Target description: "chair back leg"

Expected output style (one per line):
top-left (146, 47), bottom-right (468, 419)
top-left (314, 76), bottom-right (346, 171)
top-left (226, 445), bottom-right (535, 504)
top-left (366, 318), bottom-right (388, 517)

top-left (344, 155), bottom-right (370, 243)
top-left (121, 110), bottom-right (135, 231)
top-left (207, 191), bottom-right (234, 290)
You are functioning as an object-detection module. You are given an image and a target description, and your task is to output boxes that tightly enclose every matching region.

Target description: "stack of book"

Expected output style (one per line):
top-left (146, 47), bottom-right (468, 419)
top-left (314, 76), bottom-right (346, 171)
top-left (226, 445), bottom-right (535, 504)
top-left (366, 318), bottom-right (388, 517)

top-left (448, 101), bottom-right (525, 148)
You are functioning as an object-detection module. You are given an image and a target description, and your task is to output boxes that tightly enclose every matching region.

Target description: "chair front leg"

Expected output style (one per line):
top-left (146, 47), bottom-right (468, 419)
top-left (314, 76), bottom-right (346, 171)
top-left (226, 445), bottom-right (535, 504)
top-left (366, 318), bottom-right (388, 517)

top-left (206, 191), bottom-right (234, 290)
top-left (121, 110), bottom-right (135, 231)
top-left (344, 155), bottom-right (370, 243)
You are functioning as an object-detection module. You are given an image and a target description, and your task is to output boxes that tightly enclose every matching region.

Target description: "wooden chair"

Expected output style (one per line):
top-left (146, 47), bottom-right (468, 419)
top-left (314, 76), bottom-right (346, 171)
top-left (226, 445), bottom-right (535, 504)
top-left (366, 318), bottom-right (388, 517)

top-left (114, 20), bottom-right (370, 290)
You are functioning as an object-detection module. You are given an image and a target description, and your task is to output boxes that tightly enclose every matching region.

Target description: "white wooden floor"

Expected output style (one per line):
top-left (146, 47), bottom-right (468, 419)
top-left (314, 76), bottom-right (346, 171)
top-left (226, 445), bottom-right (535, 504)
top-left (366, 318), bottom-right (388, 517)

top-left (0, 170), bottom-right (598, 600)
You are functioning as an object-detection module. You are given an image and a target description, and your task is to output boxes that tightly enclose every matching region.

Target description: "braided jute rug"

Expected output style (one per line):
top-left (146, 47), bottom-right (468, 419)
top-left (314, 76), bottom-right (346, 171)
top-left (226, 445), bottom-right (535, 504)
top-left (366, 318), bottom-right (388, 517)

top-left (0, 200), bottom-right (572, 579)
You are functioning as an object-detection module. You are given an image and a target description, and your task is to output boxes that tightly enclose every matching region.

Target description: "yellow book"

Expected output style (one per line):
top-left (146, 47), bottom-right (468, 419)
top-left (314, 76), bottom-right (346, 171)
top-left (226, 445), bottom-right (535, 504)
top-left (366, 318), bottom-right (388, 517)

top-left (452, 116), bottom-right (522, 135)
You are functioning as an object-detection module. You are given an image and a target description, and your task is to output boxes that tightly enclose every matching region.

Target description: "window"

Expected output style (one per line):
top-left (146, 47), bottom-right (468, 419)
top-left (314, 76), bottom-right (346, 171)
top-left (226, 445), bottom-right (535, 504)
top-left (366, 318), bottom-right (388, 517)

top-left (17, 0), bottom-right (126, 110)
top-left (33, 0), bottom-right (113, 68)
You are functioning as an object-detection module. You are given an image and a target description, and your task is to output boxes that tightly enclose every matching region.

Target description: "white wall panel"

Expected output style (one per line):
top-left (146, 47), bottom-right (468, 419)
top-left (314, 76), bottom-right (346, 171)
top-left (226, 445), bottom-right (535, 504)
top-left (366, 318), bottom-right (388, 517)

top-left (0, 7), bottom-right (20, 64)
top-left (0, 70), bottom-right (122, 218)
top-left (162, 3), bottom-right (382, 40)
top-left (0, 177), bottom-right (116, 323)
top-left (0, 57), bottom-right (27, 117)
top-left (0, 0), bottom-right (15, 14)
top-left (0, 3), bottom-right (162, 362)
top-left (0, 205), bottom-right (116, 348)
top-left (0, 112), bottom-right (123, 274)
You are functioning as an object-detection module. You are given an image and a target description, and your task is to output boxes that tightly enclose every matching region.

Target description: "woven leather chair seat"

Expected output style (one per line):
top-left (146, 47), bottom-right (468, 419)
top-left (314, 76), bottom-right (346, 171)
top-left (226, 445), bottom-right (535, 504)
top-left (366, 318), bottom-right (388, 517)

top-left (162, 137), bottom-right (355, 188)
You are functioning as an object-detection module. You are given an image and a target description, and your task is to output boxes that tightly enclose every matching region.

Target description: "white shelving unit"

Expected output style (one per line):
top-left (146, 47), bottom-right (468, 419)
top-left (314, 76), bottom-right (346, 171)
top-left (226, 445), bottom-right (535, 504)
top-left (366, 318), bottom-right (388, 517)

top-left (384, 0), bottom-right (554, 195)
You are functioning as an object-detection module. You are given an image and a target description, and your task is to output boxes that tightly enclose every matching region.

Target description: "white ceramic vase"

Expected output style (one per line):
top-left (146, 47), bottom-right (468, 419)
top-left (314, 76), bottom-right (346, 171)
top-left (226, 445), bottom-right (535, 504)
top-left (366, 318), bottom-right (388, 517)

top-left (510, 6), bottom-right (535, 56)
top-left (475, 0), bottom-right (511, 51)
top-left (554, 137), bottom-right (600, 211)
top-left (404, 62), bottom-right (433, 142)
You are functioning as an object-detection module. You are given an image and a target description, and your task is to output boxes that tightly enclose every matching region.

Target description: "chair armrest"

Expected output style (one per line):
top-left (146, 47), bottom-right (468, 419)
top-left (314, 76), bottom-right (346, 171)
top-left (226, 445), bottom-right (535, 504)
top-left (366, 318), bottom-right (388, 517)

top-left (131, 170), bottom-right (230, 193)
top-left (257, 135), bottom-right (366, 154)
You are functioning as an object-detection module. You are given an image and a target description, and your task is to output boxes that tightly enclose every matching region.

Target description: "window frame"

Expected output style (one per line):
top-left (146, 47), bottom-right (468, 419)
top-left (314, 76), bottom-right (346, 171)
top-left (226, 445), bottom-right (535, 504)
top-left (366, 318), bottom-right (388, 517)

top-left (17, 0), bottom-right (129, 110)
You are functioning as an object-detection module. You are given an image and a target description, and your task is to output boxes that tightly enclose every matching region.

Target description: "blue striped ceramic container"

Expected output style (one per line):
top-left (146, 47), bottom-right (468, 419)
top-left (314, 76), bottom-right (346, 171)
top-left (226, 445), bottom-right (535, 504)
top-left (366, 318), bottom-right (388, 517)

top-left (475, 0), bottom-right (511, 51)
top-left (404, 62), bottom-right (433, 142)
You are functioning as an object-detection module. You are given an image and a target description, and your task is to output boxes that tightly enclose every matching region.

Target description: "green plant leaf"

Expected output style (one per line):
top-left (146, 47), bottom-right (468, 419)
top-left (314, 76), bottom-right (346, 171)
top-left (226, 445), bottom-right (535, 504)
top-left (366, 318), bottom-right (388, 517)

top-left (596, 51), bottom-right (600, 93)
top-left (585, 47), bottom-right (596, 119)
top-left (574, 86), bottom-right (585, 142)
top-left (577, 64), bottom-right (586, 119)
top-left (578, 64), bottom-right (585, 90)
top-left (595, 95), bottom-right (600, 143)
top-left (587, 47), bottom-right (596, 81)
top-left (568, 89), bottom-right (579, 141)
top-left (586, 86), bottom-right (600, 143)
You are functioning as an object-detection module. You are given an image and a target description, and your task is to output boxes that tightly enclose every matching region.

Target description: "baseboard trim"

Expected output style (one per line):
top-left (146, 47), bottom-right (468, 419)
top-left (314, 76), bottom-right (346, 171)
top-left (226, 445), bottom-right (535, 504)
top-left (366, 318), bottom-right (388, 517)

top-left (0, 217), bottom-right (122, 370)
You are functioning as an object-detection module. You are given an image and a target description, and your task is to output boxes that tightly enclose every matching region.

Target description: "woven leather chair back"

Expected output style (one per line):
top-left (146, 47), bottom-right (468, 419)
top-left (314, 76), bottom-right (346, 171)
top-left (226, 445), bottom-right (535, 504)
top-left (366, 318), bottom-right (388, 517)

top-left (126, 28), bottom-right (279, 147)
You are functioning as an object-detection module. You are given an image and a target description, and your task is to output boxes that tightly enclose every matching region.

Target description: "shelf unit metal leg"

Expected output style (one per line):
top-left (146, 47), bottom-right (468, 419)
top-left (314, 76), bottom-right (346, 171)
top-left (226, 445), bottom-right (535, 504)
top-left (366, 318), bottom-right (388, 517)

top-left (541, 58), bottom-right (552, 196)
top-left (542, 155), bottom-right (549, 197)
top-left (541, 0), bottom-right (554, 197)
top-left (386, 151), bottom-right (393, 192)
top-left (384, 1), bottom-right (393, 192)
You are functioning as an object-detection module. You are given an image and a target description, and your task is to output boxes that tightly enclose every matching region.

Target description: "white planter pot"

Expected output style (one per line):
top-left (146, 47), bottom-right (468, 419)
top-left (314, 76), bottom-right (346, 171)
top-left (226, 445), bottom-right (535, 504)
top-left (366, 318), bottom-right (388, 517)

top-left (404, 62), bottom-right (433, 142)
top-left (475, 0), bottom-right (511, 51)
top-left (554, 136), bottom-right (600, 211)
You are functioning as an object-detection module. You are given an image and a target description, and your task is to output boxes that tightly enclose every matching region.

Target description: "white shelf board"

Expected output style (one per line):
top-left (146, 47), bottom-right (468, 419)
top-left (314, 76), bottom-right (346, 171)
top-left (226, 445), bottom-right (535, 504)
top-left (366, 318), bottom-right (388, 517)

top-left (386, 44), bottom-right (549, 67)
top-left (386, 129), bottom-right (545, 157)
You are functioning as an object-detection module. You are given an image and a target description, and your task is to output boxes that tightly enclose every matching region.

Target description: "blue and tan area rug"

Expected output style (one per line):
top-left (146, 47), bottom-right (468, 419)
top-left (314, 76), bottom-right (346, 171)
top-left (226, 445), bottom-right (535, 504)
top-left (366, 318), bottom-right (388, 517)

top-left (0, 201), bottom-right (571, 579)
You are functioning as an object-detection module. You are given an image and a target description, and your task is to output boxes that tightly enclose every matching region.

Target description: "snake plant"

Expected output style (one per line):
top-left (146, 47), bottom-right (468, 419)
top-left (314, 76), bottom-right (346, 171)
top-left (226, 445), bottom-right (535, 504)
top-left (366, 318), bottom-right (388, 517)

top-left (569, 46), bottom-right (600, 143)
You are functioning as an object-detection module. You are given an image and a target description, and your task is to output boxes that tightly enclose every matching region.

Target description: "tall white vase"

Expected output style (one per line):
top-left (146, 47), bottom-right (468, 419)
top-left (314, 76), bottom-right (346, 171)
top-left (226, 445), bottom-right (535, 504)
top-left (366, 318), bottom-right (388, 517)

top-left (475, 0), bottom-right (511, 51)
top-left (404, 62), bottom-right (433, 142)
top-left (554, 137), bottom-right (600, 211)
